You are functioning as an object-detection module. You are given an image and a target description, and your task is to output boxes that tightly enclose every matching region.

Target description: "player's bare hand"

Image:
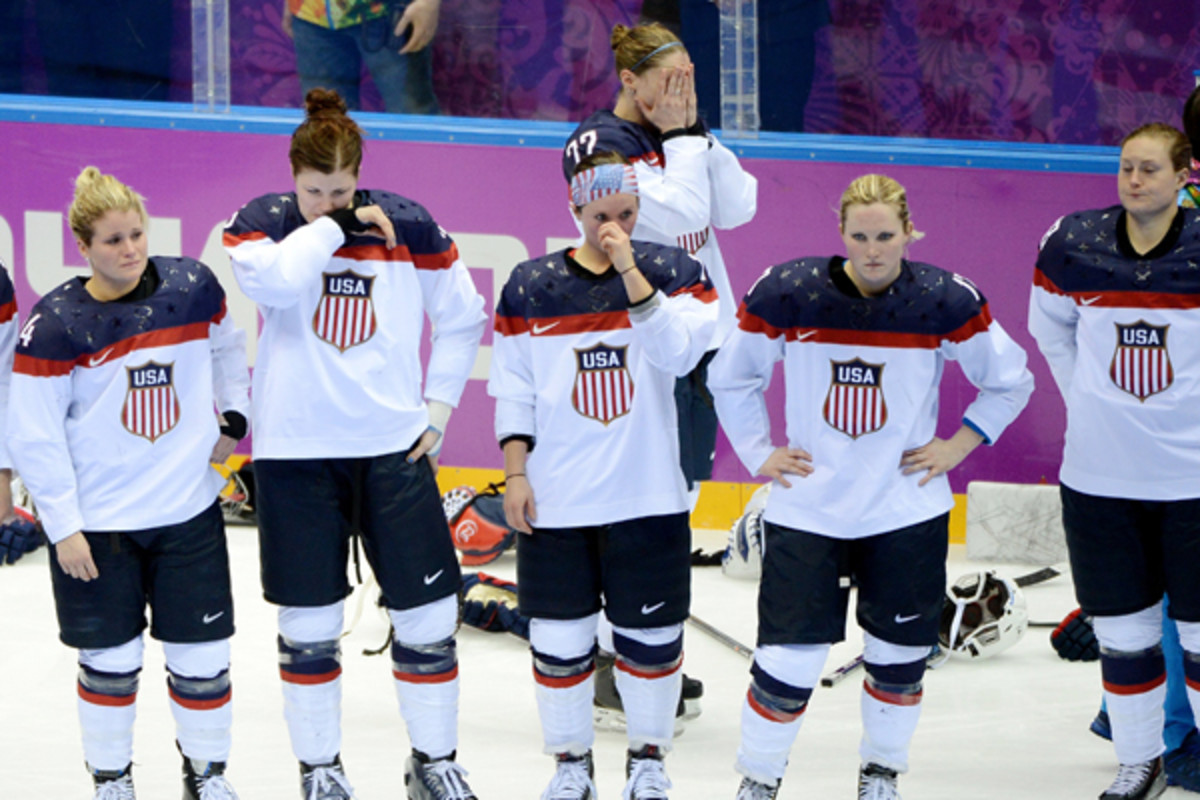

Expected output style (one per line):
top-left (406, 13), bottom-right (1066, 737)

top-left (639, 66), bottom-right (689, 134)
top-left (407, 428), bottom-right (442, 474)
top-left (395, 0), bottom-right (439, 53)
top-left (210, 433), bottom-right (238, 466)
top-left (757, 446), bottom-right (813, 488)
top-left (353, 205), bottom-right (397, 249)
top-left (503, 475), bottom-right (537, 534)
top-left (681, 65), bottom-right (698, 127)
top-left (598, 222), bottom-right (635, 272)
top-left (901, 427), bottom-right (983, 486)
top-left (56, 532), bottom-right (99, 582)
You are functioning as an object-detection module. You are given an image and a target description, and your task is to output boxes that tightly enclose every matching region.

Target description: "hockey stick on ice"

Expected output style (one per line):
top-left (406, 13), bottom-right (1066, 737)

top-left (687, 615), bottom-right (753, 659)
top-left (821, 567), bottom-right (1062, 687)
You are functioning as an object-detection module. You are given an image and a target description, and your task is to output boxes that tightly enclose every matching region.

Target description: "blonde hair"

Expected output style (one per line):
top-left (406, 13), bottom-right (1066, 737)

top-left (838, 174), bottom-right (925, 241)
top-left (69, 166), bottom-right (147, 245)
top-left (611, 23), bottom-right (684, 75)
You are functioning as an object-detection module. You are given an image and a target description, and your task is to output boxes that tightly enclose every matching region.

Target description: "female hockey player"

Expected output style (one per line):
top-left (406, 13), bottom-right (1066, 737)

top-left (1030, 122), bottom-right (1200, 800)
top-left (223, 88), bottom-right (486, 800)
top-left (562, 19), bottom-right (757, 733)
top-left (489, 153), bottom-right (718, 800)
top-left (8, 166), bottom-right (251, 800)
top-left (709, 173), bottom-right (1034, 800)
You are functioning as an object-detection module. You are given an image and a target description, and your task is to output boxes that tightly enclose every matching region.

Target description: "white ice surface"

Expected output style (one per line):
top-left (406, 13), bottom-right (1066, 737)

top-left (0, 526), bottom-right (1189, 799)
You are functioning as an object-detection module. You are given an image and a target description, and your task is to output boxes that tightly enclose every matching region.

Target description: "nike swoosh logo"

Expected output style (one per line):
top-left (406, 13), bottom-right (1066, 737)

top-left (1079, 296), bottom-right (1102, 306)
top-left (796, 331), bottom-right (817, 341)
top-left (894, 613), bottom-right (921, 624)
top-left (424, 570), bottom-right (444, 586)
top-left (88, 348), bottom-right (116, 367)
top-left (532, 321), bottom-right (560, 335)
top-left (202, 611), bottom-right (225, 624)
top-left (641, 601), bottom-right (666, 615)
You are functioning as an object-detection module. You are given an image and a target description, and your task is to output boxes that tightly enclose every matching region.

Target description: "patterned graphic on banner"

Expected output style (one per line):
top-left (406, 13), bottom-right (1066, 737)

top-left (313, 270), bottom-right (377, 351)
top-left (573, 343), bottom-right (633, 425)
top-left (123, 361), bottom-right (180, 442)
top-left (677, 226), bottom-right (710, 255)
top-left (823, 358), bottom-right (887, 439)
top-left (1110, 321), bottom-right (1172, 401)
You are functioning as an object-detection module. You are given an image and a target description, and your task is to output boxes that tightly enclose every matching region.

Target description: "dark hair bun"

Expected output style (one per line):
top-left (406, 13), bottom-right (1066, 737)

top-left (305, 88), bottom-right (348, 119)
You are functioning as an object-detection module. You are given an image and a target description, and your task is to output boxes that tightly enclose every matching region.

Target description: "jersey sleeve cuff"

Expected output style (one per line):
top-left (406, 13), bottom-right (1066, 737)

top-left (962, 417), bottom-right (992, 446)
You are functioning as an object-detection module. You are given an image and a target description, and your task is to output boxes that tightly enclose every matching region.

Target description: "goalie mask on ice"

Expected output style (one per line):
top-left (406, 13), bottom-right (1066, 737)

top-left (442, 483), bottom-right (517, 566)
top-left (938, 571), bottom-right (1028, 659)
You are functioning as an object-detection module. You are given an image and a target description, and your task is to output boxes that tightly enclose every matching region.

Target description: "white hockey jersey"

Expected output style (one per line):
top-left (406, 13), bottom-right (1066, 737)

top-left (563, 110), bottom-right (757, 346)
top-left (224, 189), bottom-right (487, 460)
top-left (1029, 205), bottom-right (1200, 500)
top-left (488, 243), bottom-right (718, 527)
top-left (711, 256), bottom-right (1033, 539)
top-left (8, 258), bottom-right (250, 544)
top-left (0, 263), bottom-right (16, 472)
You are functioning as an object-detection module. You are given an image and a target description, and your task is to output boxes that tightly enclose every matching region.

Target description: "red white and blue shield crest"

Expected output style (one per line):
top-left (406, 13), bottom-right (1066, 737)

top-left (122, 361), bottom-right (180, 442)
top-left (313, 270), bottom-right (377, 351)
top-left (1110, 321), bottom-right (1172, 401)
top-left (823, 358), bottom-right (887, 439)
top-left (573, 343), bottom-right (634, 425)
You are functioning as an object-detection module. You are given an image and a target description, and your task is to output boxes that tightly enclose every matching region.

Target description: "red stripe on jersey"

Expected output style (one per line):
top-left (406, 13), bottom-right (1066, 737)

top-left (615, 658), bottom-right (682, 680)
top-left (1069, 289), bottom-right (1200, 310)
top-left (1103, 674), bottom-right (1167, 695)
top-left (864, 680), bottom-right (923, 706)
top-left (392, 665), bottom-right (459, 684)
top-left (670, 284), bottom-right (718, 304)
top-left (0, 299), bottom-right (15, 323)
top-left (14, 352), bottom-right (73, 377)
top-left (738, 308), bottom-right (990, 349)
top-left (74, 321), bottom-right (211, 370)
top-left (498, 310), bottom-right (632, 338)
top-left (279, 666), bottom-right (343, 685)
top-left (1032, 267), bottom-right (1065, 295)
top-left (222, 230), bottom-right (269, 248)
top-left (334, 242), bottom-right (458, 270)
top-left (78, 684), bottom-right (137, 707)
top-left (212, 297), bottom-right (228, 325)
top-left (746, 689), bottom-right (804, 723)
top-left (532, 665), bottom-right (594, 689)
top-left (168, 687), bottom-right (232, 711)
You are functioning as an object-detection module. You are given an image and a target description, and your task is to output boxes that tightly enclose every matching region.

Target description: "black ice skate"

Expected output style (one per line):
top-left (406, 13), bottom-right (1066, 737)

top-left (182, 754), bottom-right (239, 800)
top-left (300, 755), bottom-right (355, 800)
top-left (91, 763), bottom-right (136, 800)
top-left (857, 762), bottom-right (900, 800)
top-left (1100, 757), bottom-right (1166, 800)
top-left (404, 749), bottom-right (477, 800)
top-left (542, 750), bottom-right (596, 800)
top-left (593, 650), bottom-right (703, 733)
top-left (623, 744), bottom-right (672, 800)
top-left (734, 775), bottom-right (780, 799)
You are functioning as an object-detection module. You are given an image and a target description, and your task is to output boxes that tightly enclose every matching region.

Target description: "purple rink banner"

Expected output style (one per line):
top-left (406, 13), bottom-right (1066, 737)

top-left (0, 109), bottom-right (1120, 491)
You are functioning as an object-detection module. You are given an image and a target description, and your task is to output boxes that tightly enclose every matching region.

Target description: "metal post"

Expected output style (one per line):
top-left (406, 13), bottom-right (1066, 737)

top-left (192, 0), bottom-right (231, 112)
top-left (719, 0), bottom-right (759, 136)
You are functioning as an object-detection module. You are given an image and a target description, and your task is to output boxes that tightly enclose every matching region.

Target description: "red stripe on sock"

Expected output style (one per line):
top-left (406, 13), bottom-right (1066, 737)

top-left (280, 667), bottom-right (342, 685)
top-left (1103, 674), bottom-right (1167, 695)
top-left (532, 666), bottom-right (594, 689)
top-left (169, 687), bottom-right (232, 711)
top-left (615, 659), bottom-right (682, 681)
top-left (863, 681), bottom-right (923, 706)
top-left (746, 689), bottom-right (804, 723)
top-left (392, 665), bottom-right (459, 684)
top-left (77, 684), bottom-right (137, 707)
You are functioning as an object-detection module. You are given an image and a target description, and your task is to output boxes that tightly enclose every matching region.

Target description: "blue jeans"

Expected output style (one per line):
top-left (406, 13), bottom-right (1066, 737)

top-left (292, 17), bottom-right (439, 114)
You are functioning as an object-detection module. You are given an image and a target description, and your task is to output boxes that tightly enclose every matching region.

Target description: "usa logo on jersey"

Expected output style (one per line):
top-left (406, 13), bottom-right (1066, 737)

top-left (823, 358), bottom-right (887, 439)
top-left (1110, 321), bottom-right (1172, 401)
top-left (122, 361), bottom-right (180, 442)
top-left (573, 343), bottom-right (633, 425)
top-left (313, 270), bottom-right (377, 351)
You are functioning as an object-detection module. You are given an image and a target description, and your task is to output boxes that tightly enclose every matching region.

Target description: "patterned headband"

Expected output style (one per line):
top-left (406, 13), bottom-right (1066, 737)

top-left (630, 41), bottom-right (684, 73)
top-left (570, 163), bottom-right (639, 207)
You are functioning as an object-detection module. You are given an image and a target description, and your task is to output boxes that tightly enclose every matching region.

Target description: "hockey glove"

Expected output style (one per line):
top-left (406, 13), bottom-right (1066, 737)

top-left (461, 572), bottom-right (529, 640)
top-left (1051, 607), bottom-right (1099, 661)
top-left (0, 513), bottom-right (45, 565)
